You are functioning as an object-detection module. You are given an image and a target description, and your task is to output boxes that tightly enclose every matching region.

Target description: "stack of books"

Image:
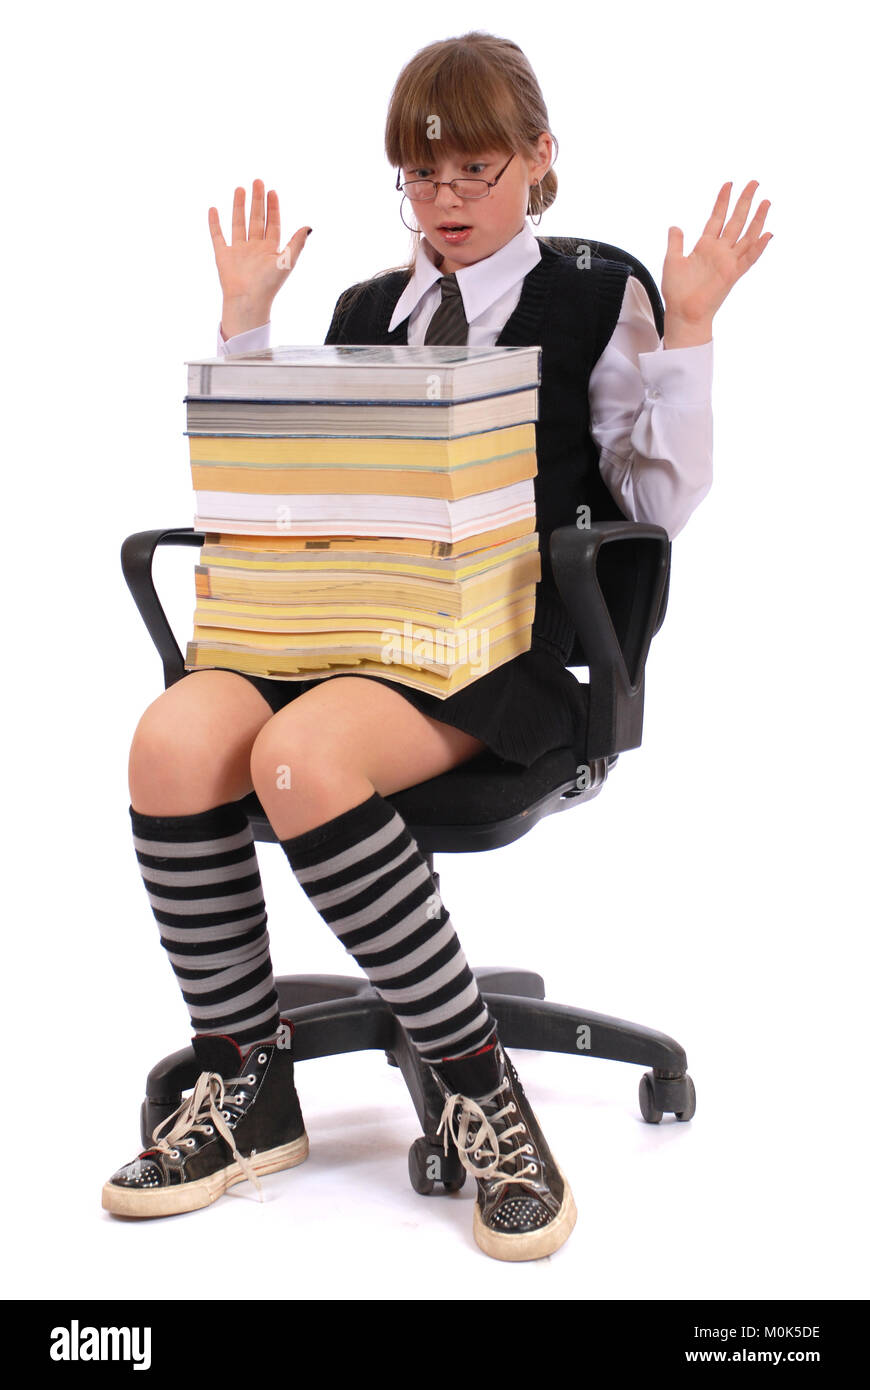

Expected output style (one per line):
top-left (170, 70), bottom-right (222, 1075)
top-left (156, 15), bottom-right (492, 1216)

top-left (182, 344), bottom-right (542, 698)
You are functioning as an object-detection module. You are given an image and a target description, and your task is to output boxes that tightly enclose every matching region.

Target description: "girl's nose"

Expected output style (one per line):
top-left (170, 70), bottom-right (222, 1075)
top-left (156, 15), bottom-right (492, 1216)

top-left (434, 183), bottom-right (465, 211)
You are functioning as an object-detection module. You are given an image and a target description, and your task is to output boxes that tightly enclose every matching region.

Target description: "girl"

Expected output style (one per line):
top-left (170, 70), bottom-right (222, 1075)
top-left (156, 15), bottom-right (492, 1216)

top-left (102, 30), bottom-right (771, 1262)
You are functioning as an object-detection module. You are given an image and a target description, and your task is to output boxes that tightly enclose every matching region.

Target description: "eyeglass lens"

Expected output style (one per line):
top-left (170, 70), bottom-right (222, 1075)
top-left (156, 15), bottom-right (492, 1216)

top-left (402, 180), bottom-right (490, 201)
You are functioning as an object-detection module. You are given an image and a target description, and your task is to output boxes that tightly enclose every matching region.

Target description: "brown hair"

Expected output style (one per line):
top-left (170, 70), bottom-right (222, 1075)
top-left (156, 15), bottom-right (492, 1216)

top-left (332, 31), bottom-right (559, 322)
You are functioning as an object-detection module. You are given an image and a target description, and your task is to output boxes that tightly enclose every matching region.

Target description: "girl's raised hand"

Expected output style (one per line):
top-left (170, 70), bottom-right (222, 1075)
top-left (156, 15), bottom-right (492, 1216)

top-left (208, 180), bottom-right (312, 337)
top-left (661, 181), bottom-right (772, 338)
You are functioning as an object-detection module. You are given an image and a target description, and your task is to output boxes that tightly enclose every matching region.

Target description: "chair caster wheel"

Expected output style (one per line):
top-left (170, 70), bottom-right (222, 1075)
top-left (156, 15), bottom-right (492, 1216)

top-left (675, 1075), bottom-right (696, 1122)
top-left (408, 1137), bottom-right (467, 1195)
top-left (639, 1071), bottom-right (696, 1123)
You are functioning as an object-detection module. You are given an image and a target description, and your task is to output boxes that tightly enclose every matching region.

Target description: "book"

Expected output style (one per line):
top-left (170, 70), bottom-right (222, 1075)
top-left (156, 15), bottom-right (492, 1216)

top-left (184, 389), bottom-right (538, 437)
top-left (188, 422), bottom-right (537, 497)
top-left (182, 345), bottom-right (542, 697)
top-left (192, 480), bottom-right (536, 543)
top-left (186, 343), bottom-right (541, 400)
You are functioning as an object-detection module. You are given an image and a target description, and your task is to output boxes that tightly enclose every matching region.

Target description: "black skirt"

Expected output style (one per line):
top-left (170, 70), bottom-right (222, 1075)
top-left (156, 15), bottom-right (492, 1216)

top-left (185, 636), bottom-right (589, 770)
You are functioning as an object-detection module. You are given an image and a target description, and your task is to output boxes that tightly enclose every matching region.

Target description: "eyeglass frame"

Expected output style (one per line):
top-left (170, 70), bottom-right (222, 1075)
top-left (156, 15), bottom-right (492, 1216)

top-left (395, 152), bottom-right (516, 202)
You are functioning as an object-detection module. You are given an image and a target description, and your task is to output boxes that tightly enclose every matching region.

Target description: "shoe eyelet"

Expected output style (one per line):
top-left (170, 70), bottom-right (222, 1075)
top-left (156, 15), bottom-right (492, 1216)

top-left (508, 1102), bottom-right (516, 1113)
top-left (170, 1149), bottom-right (180, 1159)
top-left (222, 1110), bottom-right (231, 1121)
top-left (203, 1125), bottom-right (213, 1135)
top-left (184, 1138), bottom-right (196, 1148)
top-left (519, 1124), bottom-right (526, 1133)
top-left (257, 1053), bottom-right (268, 1064)
top-left (246, 1074), bottom-right (257, 1085)
top-left (524, 1145), bottom-right (534, 1154)
top-left (529, 1164), bottom-right (537, 1173)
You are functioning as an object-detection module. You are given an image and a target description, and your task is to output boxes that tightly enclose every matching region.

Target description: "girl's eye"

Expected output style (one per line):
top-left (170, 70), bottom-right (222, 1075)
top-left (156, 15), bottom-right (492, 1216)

top-left (409, 162), bottom-right (487, 179)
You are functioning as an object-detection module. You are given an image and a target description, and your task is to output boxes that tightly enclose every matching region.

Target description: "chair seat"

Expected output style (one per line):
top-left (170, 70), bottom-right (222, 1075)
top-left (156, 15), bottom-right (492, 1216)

top-left (239, 746), bottom-right (612, 854)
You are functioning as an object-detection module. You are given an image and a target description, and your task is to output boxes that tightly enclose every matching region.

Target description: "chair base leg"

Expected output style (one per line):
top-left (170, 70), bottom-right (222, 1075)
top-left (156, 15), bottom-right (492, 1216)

top-left (139, 967), bottom-right (695, 1147)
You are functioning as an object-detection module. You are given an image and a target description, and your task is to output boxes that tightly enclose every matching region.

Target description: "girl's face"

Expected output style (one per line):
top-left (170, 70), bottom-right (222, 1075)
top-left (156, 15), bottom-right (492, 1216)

top-left (401, 136), bottom-right (552, 275)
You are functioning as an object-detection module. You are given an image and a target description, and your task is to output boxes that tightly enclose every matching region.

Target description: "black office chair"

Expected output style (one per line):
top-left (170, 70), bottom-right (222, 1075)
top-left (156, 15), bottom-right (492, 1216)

top-left (121, 236), bottom-right (696, 1197)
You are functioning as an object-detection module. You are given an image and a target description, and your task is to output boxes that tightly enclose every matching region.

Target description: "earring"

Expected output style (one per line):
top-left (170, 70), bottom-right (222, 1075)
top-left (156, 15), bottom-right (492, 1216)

top-left (398, 194), bottom-right (422, 235)
top-left (527, 180), bottom-right (543, 226)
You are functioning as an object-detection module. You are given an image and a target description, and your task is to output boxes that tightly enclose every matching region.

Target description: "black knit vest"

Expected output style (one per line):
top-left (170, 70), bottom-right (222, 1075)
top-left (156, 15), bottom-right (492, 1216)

top-left (324, 238), bottom-right (631, 664)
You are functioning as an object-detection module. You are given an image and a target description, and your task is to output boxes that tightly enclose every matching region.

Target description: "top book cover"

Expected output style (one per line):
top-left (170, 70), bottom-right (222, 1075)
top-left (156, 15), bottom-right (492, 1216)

top-left (186, 343), bottom-right (542, 402)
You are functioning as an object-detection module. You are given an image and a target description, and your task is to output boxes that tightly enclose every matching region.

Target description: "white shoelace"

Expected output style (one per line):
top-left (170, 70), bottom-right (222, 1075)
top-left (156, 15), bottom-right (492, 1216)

top-left (150, 1070), bottom-right (264, 1200)
top-left (436, 1077), bottom-right (539, 1191)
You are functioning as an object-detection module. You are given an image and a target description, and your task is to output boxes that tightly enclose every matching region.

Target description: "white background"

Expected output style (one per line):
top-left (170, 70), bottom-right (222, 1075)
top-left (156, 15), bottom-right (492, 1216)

top-left (3, 0), bottom-right (867, 1305)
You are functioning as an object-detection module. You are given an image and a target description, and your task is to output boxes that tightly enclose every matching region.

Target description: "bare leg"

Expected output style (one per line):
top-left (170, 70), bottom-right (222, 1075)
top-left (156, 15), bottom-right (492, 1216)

top-left (249, 675), bottom-right (486, 838)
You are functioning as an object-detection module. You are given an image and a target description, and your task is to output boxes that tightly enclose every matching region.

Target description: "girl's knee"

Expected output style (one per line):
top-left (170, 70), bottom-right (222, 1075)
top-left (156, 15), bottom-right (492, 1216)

top-left (249, 723), bottom-right (344, 801)
top-left (128, 709), bottom-right (210, 806)
top-left (129, 699), bottom-right (196, 769)
top-left (128, 688), bottom-right (259, 812)
top-left (250, 723), bottom-right (299, 792)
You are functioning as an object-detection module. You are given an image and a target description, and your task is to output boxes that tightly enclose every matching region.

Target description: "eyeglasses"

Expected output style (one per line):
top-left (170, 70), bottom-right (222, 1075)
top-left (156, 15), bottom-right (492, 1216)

top-left (396, 153), bottom-right (515, 202)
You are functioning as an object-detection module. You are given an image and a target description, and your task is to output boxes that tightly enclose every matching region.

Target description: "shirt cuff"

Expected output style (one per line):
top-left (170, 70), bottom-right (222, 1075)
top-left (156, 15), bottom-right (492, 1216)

top-left (217, 320), bottom-right (271, 356)
top-left (637, 338), bottom-right (713, 405)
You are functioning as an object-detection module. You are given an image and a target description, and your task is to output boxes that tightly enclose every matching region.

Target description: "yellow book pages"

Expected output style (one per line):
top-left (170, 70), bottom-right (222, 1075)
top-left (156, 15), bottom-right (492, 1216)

top-left (191, 452), bottom-right (536, 502)
top-left (184, 626), bottom-right (534, 698)
top-left (195, 531), bottom-right (539, 580)
top-left (188, 597), bottom-right (534, 656)
top-left (188, 423), bottom-right (534, 466)
top-left (203, 519), bottom-right (533, 557)
top-left (191, 587), bottom-right (538, 636)
top-left (194, 552), bottom-right (541, 617)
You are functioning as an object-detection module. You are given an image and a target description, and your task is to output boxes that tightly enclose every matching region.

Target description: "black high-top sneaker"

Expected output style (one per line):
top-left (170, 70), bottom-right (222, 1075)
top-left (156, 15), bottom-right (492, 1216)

top-left (427, 1035), bottom-right (577, 1261)
top-left (102, 1019), bottom-right (308, 1218)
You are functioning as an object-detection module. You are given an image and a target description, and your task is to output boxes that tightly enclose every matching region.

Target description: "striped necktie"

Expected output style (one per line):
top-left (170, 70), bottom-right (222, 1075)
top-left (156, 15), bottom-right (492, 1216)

top-left (423, 272), bottom-right (469, 346)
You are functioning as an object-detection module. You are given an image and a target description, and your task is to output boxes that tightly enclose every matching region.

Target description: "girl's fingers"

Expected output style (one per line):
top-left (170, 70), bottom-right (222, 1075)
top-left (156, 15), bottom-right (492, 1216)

top-left (735, 199), bottom-right (771, 251)
top-left (226, 182), bottom-right (279, 246)
top-left (249, 179), bottom-right (266, 240)
top-left (701, 183), bottom-right (733, 240)
top-left (667, 226), bottom-right (684, 259)
top-left (737, 230), bottom-right (773, 267)
top-left (231, 186), bottom-right (247, 245)
top-left (277, 225), bottom-right (313, 273)
top-left (208, 207), bottom-right (226, 252)
top-left (722, 180), bottom-right (760, 244)
top-left (264, 189), bottom-right (280, 247)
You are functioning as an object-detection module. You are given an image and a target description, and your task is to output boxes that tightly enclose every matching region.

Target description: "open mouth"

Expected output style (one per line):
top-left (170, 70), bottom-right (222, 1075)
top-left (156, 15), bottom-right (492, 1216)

top-left (437, 224), bottom-right (472, 241)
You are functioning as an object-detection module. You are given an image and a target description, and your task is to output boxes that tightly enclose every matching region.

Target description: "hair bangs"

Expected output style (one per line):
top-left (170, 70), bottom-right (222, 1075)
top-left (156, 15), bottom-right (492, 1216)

top-left (386, 47), bottom-right (524, 174)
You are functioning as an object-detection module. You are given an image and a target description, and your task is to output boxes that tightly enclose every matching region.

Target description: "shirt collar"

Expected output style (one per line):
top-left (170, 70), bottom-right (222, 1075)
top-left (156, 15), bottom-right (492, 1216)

top-left (387, 220), bottom-right (542, 333)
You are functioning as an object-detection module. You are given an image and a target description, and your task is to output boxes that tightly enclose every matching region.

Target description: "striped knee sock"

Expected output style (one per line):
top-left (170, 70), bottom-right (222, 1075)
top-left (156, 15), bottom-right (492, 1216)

top-left (129, 800), bottom-right (281, 1047)
top-left (280, 790), bottom-right (497, 1064)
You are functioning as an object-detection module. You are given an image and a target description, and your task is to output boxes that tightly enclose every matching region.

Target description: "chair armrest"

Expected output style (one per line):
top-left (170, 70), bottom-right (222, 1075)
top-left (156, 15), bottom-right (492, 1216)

top-left (549, 522), bottom-right (671, 759)
top-left (120, 527), bottom-right (206, 688)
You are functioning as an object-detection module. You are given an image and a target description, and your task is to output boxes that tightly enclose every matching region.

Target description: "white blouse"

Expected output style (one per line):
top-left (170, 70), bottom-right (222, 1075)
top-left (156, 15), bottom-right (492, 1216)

top-left (217, 220), bottom-right (714, 540)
